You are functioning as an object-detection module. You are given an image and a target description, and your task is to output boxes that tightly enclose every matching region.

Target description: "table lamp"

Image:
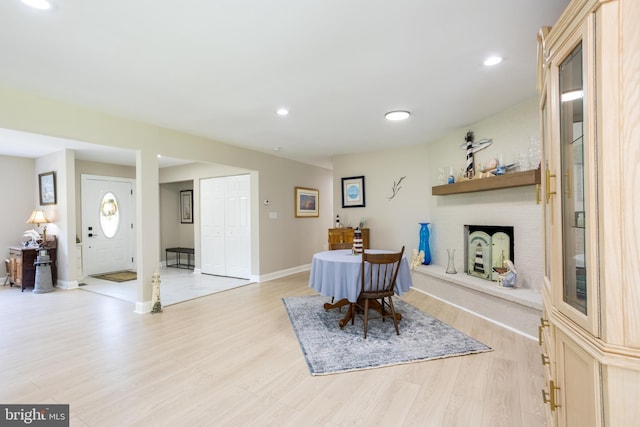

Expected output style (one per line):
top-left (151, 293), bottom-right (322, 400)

top-left (26, 209), bottom-right (51, 243)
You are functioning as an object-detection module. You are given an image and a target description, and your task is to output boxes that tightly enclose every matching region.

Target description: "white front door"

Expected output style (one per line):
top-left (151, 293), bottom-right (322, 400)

top-left (200, 174), bottom-right (250, 279)
top-left (81, 175), bottom-right (135, 275)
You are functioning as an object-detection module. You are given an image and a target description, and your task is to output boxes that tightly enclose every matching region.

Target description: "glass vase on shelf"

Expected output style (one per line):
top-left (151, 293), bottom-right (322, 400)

top-left (446, 249), bottom-right (457, 274)
top-left (418, 223), bottom-right (432, 265)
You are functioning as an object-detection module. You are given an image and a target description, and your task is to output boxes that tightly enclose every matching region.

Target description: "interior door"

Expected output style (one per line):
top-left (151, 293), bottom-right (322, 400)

top-left (200, 174), bottom-right (250, 279)
top-left (200, 177), bottom-right (226, 275)
top-left (82, 175), bottom-right (135, 275)
top-left (225, 175), bottom-right (251, 278)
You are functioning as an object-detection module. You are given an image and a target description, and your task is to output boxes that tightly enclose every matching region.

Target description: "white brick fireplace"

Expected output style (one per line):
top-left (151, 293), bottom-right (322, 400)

top-left (412, 184), bottom-right (543, 338)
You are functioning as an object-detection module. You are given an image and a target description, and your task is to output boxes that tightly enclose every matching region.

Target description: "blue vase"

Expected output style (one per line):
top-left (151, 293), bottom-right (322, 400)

top-left (418, 223), bottom-right (432, 265)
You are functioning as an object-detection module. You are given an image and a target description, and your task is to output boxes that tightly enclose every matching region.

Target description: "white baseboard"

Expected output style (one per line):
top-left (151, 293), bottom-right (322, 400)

top-left (257, 264), bottom-right (310, 283)
top-left (135, 300), bottom-right (153, 314)
top-left (56, 280), bottom-right (79, 290)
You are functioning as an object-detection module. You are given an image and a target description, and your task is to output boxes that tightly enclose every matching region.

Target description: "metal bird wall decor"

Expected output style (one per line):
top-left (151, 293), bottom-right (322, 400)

top-left (388, 176), bottom-right (407, 201)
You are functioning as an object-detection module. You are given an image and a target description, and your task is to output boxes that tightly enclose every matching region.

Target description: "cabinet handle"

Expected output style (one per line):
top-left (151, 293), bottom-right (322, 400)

top-left (542, 380), bottom-right (560, 411)
top-left (545, 169), bottom-right (556, 203)
top-left (536, 184), bottom-right (541, 204)
top-left (541, 353), bottom-right (550, 366)
top-left (538, 318), bottom-right (550, 346)
top-left (542, 388), bottom-right (550, 405)
top-left (538, 325), bottom-right (544, 346)
top-left (549, 380), bottom-right (560, 411)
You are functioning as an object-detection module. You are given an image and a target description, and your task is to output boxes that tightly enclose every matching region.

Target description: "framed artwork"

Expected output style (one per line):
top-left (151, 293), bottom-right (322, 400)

top-left (295, 187), bottom-right (319, 218)
top-left (180, 190), bottom-right (193, 224)
top-left (341, 176), bottom-right (365, 208)
top-left (38, 171), bottom-right (57, 205)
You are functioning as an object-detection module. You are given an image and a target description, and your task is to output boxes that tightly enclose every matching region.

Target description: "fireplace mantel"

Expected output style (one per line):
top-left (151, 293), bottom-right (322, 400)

top-left (432, 168), bottom-right (541, 196)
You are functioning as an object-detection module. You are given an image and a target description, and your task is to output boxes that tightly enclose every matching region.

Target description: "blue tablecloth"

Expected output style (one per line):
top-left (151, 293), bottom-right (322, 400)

top-left (309, 249), bottom-right (413, 303)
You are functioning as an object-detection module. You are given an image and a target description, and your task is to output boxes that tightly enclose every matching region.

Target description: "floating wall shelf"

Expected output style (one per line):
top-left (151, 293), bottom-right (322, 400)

top-left (432, 169), bottom-right (541, 196)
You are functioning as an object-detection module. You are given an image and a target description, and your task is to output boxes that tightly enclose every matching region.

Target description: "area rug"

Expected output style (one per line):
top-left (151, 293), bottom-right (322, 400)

top-left (282, 295), bottom-right (492, 375)
top-left (91, 271), bottom-right (137, 282)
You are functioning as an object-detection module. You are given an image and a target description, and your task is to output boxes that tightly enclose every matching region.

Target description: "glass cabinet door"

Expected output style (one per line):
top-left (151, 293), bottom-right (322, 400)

top-left (558, 42), bottom-right (587, 315)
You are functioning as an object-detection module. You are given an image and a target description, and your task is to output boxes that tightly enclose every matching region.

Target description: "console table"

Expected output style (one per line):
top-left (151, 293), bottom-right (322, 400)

top-left (8, 237), bottom-right (57, 292)
top-left (165, 247), bottom-right (194, 269)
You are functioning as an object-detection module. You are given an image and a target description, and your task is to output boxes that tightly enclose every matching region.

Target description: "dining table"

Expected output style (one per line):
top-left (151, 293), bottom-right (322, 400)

top-left (308, 249), bottom-right (413, 327)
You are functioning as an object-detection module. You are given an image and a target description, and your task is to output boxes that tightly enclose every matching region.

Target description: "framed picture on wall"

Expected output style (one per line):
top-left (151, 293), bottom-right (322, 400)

top-left (341, 176), bottom-right (365, 208)
top-left (38, 171), bottom-right (57, 205)
top-left (295, 187), bottom-right (319, 218)
top-left (180, 190), bottom-right (193, 224)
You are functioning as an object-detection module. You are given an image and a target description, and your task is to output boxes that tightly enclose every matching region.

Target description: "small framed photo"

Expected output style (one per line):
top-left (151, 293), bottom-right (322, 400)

top-left (295, 187), bottom-right (319, 218)
top-left (180, 190), bottom-right (193, 224)
top-left (341, 176), bottom-right (365, 208)
top-left (38, 171), bottom-right (57, 205)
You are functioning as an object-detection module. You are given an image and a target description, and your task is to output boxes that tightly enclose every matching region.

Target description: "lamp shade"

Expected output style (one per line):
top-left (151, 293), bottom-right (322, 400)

top-left (26, 209), bottom-right (51, 226)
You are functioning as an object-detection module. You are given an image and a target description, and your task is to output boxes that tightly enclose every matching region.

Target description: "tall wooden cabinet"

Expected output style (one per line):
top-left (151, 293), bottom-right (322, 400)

top-left (537, 0), bottom-right (640, 425)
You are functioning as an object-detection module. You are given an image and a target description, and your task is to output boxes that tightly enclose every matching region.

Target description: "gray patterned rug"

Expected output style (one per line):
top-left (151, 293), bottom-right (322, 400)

top-left (283, 295), bottom-right (492, 375)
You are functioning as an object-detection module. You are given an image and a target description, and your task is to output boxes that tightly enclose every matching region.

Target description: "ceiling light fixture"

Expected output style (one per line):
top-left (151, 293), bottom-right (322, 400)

top-left (483, 56), bottom-right (503, 66)
top-left (21, 0), bottom-right (53, 10)
top-left (273, 146), bottom-right (282, 151)
top-left (276, 108), bottom-right (289, 116)
top-left (385, 110), bottom-right (410, 121)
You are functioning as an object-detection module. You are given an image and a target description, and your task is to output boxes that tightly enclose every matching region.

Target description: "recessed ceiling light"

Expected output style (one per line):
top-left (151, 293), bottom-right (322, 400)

top-left (483, 56), bottom-right (503, 66)
top-left (276, 108), bottom-right (289, 116)
top-left (385, 110), bottom-right (410, 121)
top-left (273, 146), bottom-right (282, 151)
top-left (21, 0), bottom-right (53, 10)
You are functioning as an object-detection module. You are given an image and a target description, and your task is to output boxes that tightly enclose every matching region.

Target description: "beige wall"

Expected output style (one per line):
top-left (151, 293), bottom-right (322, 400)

top-left (333, 97), bottom-right (543, 290)
top-left (0, 156), bottom-right (35, 256)
top-left (0, 86), bottom-right (333, 295)
top-left (0, 84), bottom-right (542, 294)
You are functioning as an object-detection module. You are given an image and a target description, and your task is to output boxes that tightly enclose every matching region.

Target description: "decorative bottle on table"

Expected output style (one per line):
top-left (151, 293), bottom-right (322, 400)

top-left (352, 227), bottom-right (363, 254)
top-left (418, 223), bottom-right (432, 265)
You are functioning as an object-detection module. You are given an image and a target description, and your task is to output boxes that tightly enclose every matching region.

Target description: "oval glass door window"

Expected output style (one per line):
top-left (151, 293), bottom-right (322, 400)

top-left (100, 192), bottom-right (120, 238)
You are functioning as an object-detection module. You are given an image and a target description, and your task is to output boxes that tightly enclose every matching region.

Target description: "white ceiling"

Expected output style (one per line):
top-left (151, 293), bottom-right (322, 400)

top-left (0, 0), bottom-right (569, 169)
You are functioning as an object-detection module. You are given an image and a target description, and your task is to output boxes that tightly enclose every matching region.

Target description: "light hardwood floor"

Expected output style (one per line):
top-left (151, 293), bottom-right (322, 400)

top-left (0, 272), bottom-right (546, 426)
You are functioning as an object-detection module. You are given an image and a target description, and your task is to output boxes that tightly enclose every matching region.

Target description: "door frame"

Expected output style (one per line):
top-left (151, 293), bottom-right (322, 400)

top-left (81, 174), bottom-right (136, 275)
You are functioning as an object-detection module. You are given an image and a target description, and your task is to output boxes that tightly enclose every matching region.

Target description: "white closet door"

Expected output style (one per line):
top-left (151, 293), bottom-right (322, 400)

top-left (200, 174), bottom-right (250, 278)
top-left (225, 175), bottom-right (251, 278)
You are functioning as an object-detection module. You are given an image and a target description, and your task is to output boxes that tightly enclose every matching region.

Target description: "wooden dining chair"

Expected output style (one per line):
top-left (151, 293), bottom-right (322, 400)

top-left (329, 242), bottom-right (353, 250)
top-left (327, 242), bottom-right (354, 307)
top-left (353, 246), bottom-right (405, 338)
